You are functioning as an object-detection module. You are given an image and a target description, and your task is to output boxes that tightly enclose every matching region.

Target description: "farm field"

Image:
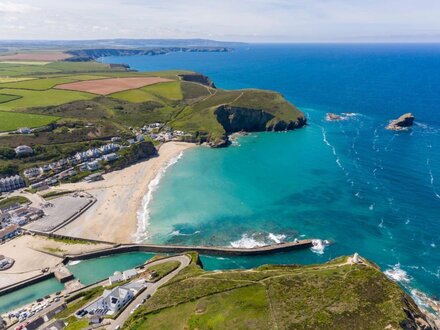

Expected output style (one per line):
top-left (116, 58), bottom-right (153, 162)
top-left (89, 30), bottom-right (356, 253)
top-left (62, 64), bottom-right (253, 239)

top-left (55, 77), bottom-right (173, 95)
top-left (0, 88), bottom-right (95, 111)
top-left (0, 52), bottom-right (72, 61)
top-left (0, 94), bottom-right (20, 104)
top-left (0, 77), bottom-right (76, 90)
top-left (141, 81), bottom-right (183, 100)
top-left (0, 111), bottom-right (58, 132)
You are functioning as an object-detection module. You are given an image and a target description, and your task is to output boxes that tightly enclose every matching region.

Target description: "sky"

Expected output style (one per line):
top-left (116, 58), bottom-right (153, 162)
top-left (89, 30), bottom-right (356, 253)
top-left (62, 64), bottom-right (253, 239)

top-left (1, 0), bottom-right (440, 42)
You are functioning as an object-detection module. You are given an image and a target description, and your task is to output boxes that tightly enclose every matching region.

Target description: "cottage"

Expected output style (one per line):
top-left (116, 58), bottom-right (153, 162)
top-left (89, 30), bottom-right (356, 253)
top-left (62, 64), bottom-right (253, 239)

top-left (14, 145), bottom-right (33, 156)
top-left (0, 225), bottom-right (19, 242)
top-left (103, 153), bottom-right (118, 162)
top-left (17, 127), bottom-right (32, 134)
top-left (24, 167), bottom-right (42, 179)
top-left (108, 271), bottom-right (124, 285)
top-left (122, 269), bottom-right (137, 280)
top-left (86, 160), bottom-right (101, 171)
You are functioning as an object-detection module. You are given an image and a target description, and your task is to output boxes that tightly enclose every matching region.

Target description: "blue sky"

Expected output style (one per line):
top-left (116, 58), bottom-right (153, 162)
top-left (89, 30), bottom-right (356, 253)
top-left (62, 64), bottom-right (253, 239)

top-left (0, 0), bottom-right (439, 42)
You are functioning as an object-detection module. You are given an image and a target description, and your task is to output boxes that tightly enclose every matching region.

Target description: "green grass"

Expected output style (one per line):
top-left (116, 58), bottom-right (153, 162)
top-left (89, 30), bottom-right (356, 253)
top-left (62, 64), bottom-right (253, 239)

top-left (60, 74), bottom-right (110, 81)
top-left (123, 257), bottom-right (420, 330)
top-left (0, 88), bottom-right (95, 111)
top-left (0, 77), bottom-right (76, 90)
top-left (63, 317), bottom-right (89, 330)
top-left (141, 81), bottom-right (183, 101)
top-left (41, 190), bottom-right (73, 200)
top-left (0, 77), bottom-right (36, 83)
top-left (0, 110), bottom-right (58, 132)
top-left (0, 196), bottom-right (30, 208)
top-left (110, 89), bottom-right (160, 103)
top-left (0, 94), bottom-right (20, 104)
top-left (128, 285), bottom-right (271, 330)
top-left (47, 236), bottom-right (95, 245)
top-left (144, 261), bottom-right (180, 281)
top-left (58, 287), bottom-right (104, 319)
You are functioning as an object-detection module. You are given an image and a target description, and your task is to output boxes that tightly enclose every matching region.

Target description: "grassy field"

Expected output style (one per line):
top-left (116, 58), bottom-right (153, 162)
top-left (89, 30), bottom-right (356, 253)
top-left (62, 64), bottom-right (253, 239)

top-left (0, 111), bottom-right (58, 131)
top-left (0, 196), bottom-right (30, 208)
top-left (0, 88), bottom-right (95, 111)
top-left (0, 77), bottom-right (76, 90)
top-left (0, 94), bottom-right (20, 104)
top-left (110, 89), bottom-right (160, 103)
top-left (144, 260), bottom-right (180, 281)
top-left (141, 81), bottom-right (183, 101)
top-left (0, 77), bottom-right (35, 83)
top-left (123, 257), bottom-right (422, 330)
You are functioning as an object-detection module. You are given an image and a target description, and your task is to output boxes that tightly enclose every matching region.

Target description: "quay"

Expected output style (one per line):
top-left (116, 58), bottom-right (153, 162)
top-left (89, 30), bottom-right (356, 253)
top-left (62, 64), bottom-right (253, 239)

top-left (63, 239), bottom-right (315, 261)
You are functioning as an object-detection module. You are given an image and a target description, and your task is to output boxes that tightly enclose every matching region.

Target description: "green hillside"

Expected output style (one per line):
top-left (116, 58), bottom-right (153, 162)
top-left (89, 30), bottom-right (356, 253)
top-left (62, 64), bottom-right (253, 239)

top-left (124, 256), bottom-right (429, 330)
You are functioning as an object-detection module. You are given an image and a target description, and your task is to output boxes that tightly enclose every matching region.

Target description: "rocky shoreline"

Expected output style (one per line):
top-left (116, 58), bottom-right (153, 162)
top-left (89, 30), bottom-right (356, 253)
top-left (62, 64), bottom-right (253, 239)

top-left (386, 113), bottom-right (415, 131)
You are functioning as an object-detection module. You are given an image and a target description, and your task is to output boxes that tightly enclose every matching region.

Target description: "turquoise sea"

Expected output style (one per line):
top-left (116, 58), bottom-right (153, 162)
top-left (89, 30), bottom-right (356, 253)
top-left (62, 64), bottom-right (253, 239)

top-left (103, 44), bottom-right (440, 300)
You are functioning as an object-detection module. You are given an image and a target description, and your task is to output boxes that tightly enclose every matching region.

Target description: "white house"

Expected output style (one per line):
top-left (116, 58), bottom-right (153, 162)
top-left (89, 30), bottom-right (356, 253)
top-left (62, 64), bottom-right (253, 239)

top-left (23, 167), bottom-right (42, 179)
top-left (86, 161), bottom-right (100, 171)
top-left (122, 269), bottom-right (137, 281)
top-left (108, 271), bottom-right (124, 285)
top-left (17, 127), bottom-right (32, 134)
top-left (103, 153), bottom-right (118, 162)
top-left (99, 287), bottom-right (134, 314)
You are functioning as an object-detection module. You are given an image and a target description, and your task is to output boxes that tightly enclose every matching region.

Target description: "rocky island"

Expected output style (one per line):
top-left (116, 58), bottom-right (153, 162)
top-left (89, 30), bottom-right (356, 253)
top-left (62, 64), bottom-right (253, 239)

top-left (386, 113), bottom-right (416, 130)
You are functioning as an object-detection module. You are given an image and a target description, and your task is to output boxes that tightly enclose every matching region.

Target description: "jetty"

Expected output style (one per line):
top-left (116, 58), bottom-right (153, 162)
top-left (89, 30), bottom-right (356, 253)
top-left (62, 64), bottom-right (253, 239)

top-left (63, 239), bottom-right (315, 261)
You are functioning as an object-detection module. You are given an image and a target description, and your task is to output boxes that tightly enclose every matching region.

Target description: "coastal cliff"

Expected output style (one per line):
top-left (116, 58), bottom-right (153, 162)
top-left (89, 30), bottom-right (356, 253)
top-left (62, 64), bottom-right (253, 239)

top-left (124, 255), bottom-right (436, 329)
top-left (212, 105), bottom-right (306, 146)
top-left (65, 47), bottom-right (232, 62)
top-left (178, 73), bottom-right (216, 88)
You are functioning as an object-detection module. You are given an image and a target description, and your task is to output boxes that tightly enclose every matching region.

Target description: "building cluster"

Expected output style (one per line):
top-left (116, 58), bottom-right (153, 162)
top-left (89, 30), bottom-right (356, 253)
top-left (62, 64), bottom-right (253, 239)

top-left (0, 203), bottom-right (44, 240)
top-left (0, 175), bottom-right (25, 193)
top-left (81, 270), bottom-right (145, 317)
top-left (140, 122), bottom-right (189, 142)
top-left (22, 143), bottom-right (121, 189)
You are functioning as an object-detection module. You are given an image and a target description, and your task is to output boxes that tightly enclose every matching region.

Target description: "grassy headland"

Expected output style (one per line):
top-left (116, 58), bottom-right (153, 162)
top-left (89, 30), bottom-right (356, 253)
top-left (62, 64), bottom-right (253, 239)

top-left (123, 256), bottom-right (430, 330)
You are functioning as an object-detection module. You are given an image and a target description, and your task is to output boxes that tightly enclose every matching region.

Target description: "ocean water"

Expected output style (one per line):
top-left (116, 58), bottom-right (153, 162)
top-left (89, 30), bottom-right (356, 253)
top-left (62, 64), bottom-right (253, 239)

top-left (102, 44), bottom-right (440, 299)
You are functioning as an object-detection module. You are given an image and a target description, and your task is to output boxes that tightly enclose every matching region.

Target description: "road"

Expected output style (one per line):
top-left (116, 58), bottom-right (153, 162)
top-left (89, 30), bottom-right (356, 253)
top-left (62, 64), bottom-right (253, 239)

top-left (109, 255), bottom-right (191, 329)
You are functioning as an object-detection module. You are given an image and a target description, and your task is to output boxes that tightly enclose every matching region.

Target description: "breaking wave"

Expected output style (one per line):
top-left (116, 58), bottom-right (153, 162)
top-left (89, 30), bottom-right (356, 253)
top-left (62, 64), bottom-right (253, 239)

top-left (384, 263), bottom-right (411, 283)
top-left (310, 239), bottom-right (330, 255)
top-left (169, 230), bottom-right (201, 237)
top-left (230, 233), bottom-right (287, 248)
top-left (134, 151), bottom-right (184, 243)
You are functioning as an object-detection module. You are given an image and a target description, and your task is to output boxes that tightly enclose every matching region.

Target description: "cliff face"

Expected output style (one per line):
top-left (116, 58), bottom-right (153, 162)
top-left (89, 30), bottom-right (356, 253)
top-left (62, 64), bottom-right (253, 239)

top-left (211, 105), bottom-right (306, 147)
top-left (178, 73), bottom-right (216, 88)
top-left (65, 47), bottom-right (231, 62)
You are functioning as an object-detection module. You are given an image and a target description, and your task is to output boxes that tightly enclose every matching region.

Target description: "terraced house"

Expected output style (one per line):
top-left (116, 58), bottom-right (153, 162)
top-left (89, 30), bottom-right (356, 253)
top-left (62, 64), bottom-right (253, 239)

top-left (0, 175), bottom-right (25, 192)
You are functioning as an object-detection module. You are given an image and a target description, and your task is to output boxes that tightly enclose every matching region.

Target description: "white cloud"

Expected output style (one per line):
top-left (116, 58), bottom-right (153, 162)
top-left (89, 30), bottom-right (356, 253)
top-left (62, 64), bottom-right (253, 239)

top-left (0, 0), bottom-right (439, 41)
top-left (0, 1), bottom-right (36, 14)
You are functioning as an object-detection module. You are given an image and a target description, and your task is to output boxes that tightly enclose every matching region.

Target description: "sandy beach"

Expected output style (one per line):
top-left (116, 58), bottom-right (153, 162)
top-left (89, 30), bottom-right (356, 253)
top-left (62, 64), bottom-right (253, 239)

top-left (53, 142), bottom-right (195, 243)
top-left (0, 235), bottom-right (111, 289)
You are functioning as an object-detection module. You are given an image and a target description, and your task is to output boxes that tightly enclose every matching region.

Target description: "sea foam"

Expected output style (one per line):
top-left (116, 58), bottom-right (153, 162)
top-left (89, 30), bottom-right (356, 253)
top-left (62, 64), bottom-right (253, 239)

top-left (310, 239), bottom-right (329, 255)
top-left (230, 233), bottom-right (287, 248)
top-left (134, 151), bottom-right (184, 243)
top-left (384, 263), bottom-right (411, 283)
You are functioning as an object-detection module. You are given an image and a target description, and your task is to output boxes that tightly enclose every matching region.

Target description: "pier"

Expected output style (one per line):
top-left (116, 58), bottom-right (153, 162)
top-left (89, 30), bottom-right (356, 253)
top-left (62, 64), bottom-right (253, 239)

top-left (63, 239), bottom-right (315, 261)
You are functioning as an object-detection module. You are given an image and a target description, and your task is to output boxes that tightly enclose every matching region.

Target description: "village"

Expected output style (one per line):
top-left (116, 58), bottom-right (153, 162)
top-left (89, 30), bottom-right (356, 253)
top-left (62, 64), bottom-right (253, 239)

top-left (1, 122), bottom-right (190, 195)
top-left (0, 254), bottom-right (189, 330)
